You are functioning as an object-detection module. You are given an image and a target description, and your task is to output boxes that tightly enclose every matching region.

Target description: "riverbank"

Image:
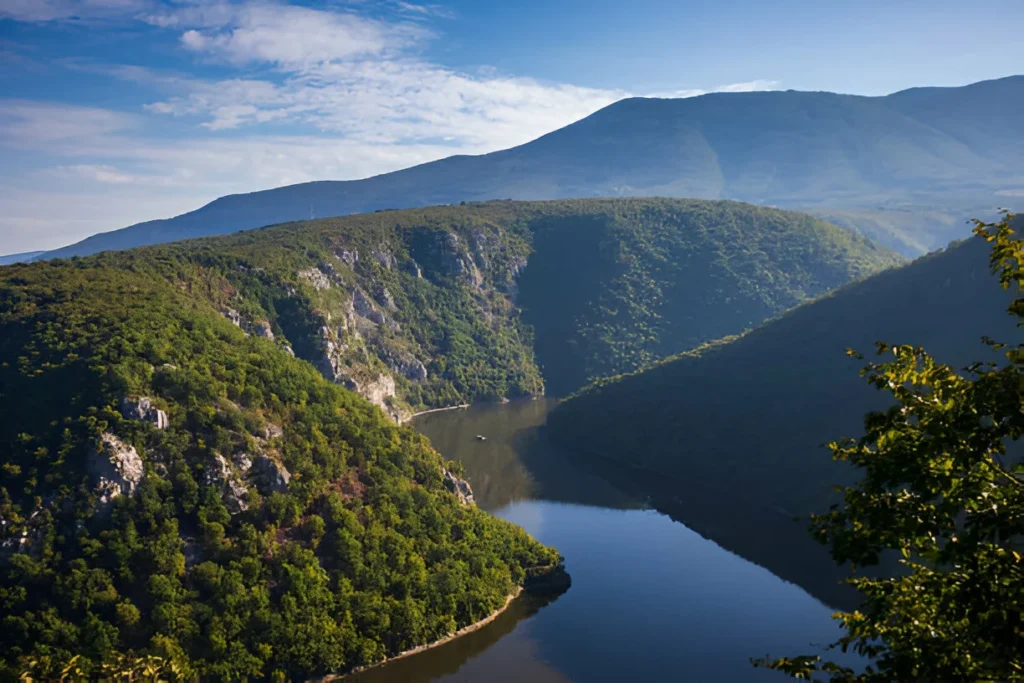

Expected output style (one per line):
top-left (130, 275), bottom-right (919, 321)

top-left (400, 403), bottom-right (470, 424)
top-left (327, 587), bottom-right (524, 680)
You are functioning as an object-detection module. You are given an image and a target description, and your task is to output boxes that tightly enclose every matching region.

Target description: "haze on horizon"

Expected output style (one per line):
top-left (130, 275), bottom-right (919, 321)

top-left (1, 0), bottom-right (1022, 254)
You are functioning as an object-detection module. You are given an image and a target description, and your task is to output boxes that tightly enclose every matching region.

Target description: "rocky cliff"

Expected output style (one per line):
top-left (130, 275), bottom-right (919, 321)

top-left (79, 198), bottom-right (900, 420)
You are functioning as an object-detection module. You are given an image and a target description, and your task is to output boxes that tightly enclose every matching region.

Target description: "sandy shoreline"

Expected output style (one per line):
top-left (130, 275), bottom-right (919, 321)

top-left (324, 587), bottom-right (523, 680)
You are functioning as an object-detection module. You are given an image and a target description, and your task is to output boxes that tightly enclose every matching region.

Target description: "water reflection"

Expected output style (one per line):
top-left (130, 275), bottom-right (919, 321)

top-left (347, 593), bottom-right (569, 683)
top-left (351, 399), bottom-right (858, 682)
top-left (413, 399), bottom-right (639, 512)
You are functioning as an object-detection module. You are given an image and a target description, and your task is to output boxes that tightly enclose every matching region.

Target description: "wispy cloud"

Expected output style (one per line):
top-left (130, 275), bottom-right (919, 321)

top-left (0, 0), bottom-right (779, 253)
top-left (0, 99), bottom-right (137, 143)
top-left (176, 3), bottom-right (429, 67)
top-left (0, 0), bottom-right (152, 22)
top-left (648, 79), bottom-right (781, 99)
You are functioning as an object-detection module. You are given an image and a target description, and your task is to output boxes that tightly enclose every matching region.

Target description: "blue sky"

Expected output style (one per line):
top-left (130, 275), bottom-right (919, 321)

top-left (1, 0), bottom-right (1022, 253)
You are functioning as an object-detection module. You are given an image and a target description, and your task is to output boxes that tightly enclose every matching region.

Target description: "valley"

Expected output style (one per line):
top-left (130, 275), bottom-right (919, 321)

top-left (4, 6), bottom-right (1022, 680)
top-left (1, 196), bottom-right (1018, 680)
top-left (41, 198), bottom-right (899, 417)
top-left (346, 401), bottom-right (859, 682)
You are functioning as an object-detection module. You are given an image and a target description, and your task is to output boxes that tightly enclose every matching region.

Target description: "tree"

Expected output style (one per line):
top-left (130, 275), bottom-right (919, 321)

top-left (756, 213), bottom-right (1024, 681)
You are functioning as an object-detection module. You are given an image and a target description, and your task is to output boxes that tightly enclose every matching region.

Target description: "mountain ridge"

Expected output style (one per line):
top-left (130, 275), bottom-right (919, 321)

top-left (7, 198), bottom-right (902, 417)
top-left (546, 226), bottom-right (1020, 516)
top-left (29, 76), bottom-right (1023, 261)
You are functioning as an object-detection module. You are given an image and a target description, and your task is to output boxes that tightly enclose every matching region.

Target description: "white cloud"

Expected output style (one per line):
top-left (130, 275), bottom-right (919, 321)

top-left (0, 0), bottom-right (150, 22)
top-left (0, 99), bottom-right (137, 143)
top-left (54, 164), bottom-right (139, 184)
top-left (177, 4), bottom-right (428, 67)
top-left (0, 1), bottom-right (780, 253)
top-left (648, 79), bottom-right (781, 99)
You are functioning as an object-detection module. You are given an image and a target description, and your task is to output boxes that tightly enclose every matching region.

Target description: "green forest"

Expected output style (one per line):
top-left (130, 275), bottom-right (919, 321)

top-left (69, 198), bottom-right (900, 412)
top-left (0, 198), bottom-right (924, 680)
top-left (547, 224), bottom-right (1019, 516)
top-left (0, 260), bottom-right (562, 680)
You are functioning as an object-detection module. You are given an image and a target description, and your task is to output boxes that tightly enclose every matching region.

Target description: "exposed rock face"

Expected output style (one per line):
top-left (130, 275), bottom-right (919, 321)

top-left (299, 267), bottom-right (332, 291)
top-left (252, 455), bottom-right (291, 495)
top-left (362, 374), bottom-right (396, 408)
top-left (221, 307), bottom-right (242, 327)
top-left (89, 433), bottom-right (145, 510)
top-left (375, 343), bottom-right (427, 381)
top-left (316, 333), bottom-right (358, 390)
top-left (205, 453), bottom-right (249, 514)
top-left (232, 452), bottom-right (253, 472)
top-left (352, 289), bottom-right (387, 325)
top-left (507, 255), bottom-right (528, 294)
top-left (255, 321), bottom-right (275, 340)
top-left (120, 396), bottom-right (169, 430)
top-left (263, 423), bottom-right (284, 440)
top-left (337, 248), bottom-right (359, 267)
top-left (372, 248), bottom-right (396, 269)
top-left (431, 232), bottom-right (485, 288)
top-left (442, 467), bottom-right (475, 506)
top-left (375, 284), bottom-right (397, 311)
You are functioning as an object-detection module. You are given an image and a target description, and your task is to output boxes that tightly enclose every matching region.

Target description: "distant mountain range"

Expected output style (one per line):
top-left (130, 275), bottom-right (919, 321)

top-left (0, 251), bottom-right (44, 266)
top-left (20, 75), bottom-right (1024, 262)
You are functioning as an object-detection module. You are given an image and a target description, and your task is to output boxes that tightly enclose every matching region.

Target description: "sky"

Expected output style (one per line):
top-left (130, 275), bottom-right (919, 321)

top-left (1, 0), bottom-right (1022, 254)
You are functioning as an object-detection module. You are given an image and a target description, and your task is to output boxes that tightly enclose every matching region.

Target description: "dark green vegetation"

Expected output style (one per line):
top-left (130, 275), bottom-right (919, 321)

top-left (0, 197), bottom-right (896, 679)
top-left (0, 260), bottom-right (563, 680)
top-left (548, 224), bottom-right (1019, 517)
top-left (29, 199), bottom-right (900, 413)
top-left (758, 215), bottom-right (1024, 681)
top-left (34, 76), bottom-right (1023, 261)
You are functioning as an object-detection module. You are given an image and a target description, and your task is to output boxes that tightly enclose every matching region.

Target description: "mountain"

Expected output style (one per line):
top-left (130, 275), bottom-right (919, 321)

top-left (30, 198), bottom-right (900, 415)
top-left (0, 241), bottom-right (567, 679)
top-left (34, 76), bottom-right (1024, 261)
top-left (0, 251), bottom-right (45, 266)
top-left (546, 229), bottom-right (1019, 517)
top-left (0, 197), bottom-right (896, 677)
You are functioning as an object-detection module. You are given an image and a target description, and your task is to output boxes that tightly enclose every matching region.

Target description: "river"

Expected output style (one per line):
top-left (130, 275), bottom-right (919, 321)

top-left (348, 399), bottom-right (856, 682)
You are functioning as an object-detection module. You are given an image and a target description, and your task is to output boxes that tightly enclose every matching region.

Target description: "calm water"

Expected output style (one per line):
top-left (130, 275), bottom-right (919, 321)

top-left (349, 399), bottom-right (853, 683)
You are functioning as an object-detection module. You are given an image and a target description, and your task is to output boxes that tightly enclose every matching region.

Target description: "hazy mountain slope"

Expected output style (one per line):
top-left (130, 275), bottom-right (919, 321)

top-left (546, 233), bottom-right (1018, 516)
top-left (36, 76), bottom-right (1023, 261)
top-left (0, 250), bottom-right (45, 265)
top-left (23, 199), bottom-right (901, 414)
top-left (0, 257), bottom-right (564, 679)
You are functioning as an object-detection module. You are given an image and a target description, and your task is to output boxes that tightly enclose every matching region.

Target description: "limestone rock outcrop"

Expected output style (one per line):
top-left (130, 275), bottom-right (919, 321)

top-left (252, 455), bottom-right (291, 495)
top-left (120, 396), bottom-right (169, 430)
top-left (205, 453), bottom-right (249, 514)
top-left (299, 267), bottom-right (332, 291)
top-left (89, 433), bottom-right (145, 510)
top-left (442, 467), bottom-right (475, 506)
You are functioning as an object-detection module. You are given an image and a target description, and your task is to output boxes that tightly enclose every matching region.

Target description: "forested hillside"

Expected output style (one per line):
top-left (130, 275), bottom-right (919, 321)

top-left (547, 231), bottom-right (1018, 515)
top-left (0, 260), bottom-right (564, 679)
top-left (53, 199), bottom-right (899, 410)
top-left (33, 76), bottom-right (1022, 261)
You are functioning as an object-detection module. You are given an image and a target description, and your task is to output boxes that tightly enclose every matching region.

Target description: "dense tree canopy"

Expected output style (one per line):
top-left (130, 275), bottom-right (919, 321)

top-left (757, 213), bottom-right (1024, 680)
top-left (546, 220), bottom-right (1015, 516)
top-left (81, 198), bottom-right (898, 411)
top-left (0, 260), bottom-right (561, 680)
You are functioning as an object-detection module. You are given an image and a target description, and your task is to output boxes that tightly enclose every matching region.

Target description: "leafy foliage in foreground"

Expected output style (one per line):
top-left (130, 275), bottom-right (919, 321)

top-left (84, 198), bottom-right (899, 407)
top-left (0, 261), bottom-right (560, 680)
top-left (755, 213), bottom-right (1024, 679)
